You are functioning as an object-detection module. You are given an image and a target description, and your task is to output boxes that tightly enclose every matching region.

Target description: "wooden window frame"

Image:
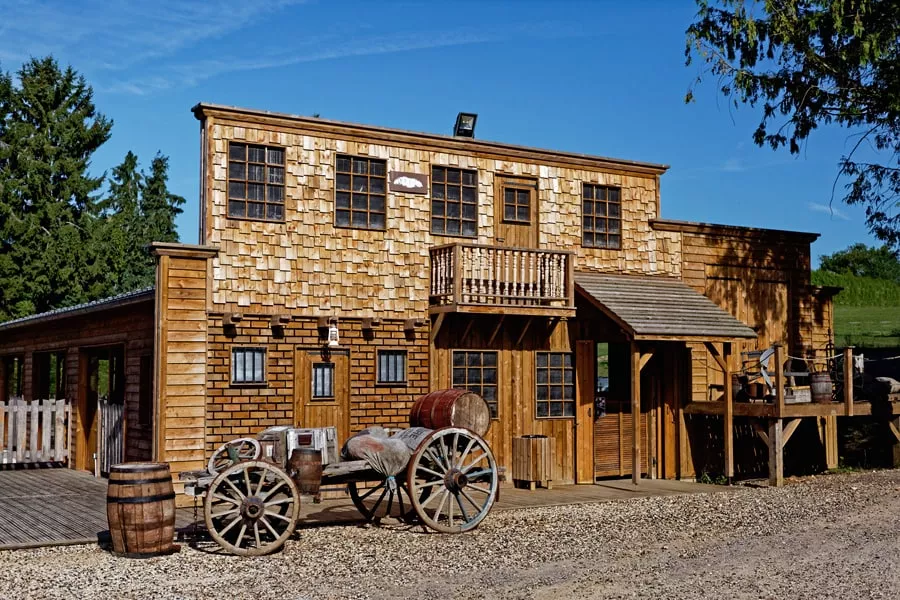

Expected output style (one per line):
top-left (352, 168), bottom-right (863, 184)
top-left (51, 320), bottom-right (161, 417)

top-left (535, 351), bottom-right (575, 419)
top-left (500, 180), bottom-right (534, 224)
top-left (226, 142), bottom-right (286, 223)
top-left (376, 349), bottom-right (408, 386)
top-left (431, 165), bottom-right (478, 238)
top-left (335, 154), bottom-right (387, 231)
top-left (230, 346), bottom-right (267, 386)
top-left (138, 354), bottom-right (153, 427)
top-left (451, 350), bottom-right (499, 420)
top-left (311, 361), bottom-right (336, 401)
top-left (582, 184), bottom-right (622, 250)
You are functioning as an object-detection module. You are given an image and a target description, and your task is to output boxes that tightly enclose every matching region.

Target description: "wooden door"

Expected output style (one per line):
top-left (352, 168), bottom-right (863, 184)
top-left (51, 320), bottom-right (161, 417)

top-left (295, 349), bottom-right (350, 446)
top-left (575, 341), bottom-right (595, 483)
top-left (494, 176), bottom-right (538, 248)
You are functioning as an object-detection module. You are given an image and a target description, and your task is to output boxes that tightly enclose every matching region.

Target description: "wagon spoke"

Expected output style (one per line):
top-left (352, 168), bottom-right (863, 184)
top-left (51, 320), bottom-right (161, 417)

top-left (432, 489), bottom-right (450, 523)
top-left (466, 484), bottom-right (492, 495)
top-left (253, 522), bottom-right (261, 548)
top-left (264, 496), bottom-right (295, 507)
top-left (455, 437), bottom-right (476, 470)
top-left (447, 490), bottom-right (454, 528)
top-left (261, 479), bottom-right (286, 501)
top-left (358, 482), bottom-right (385, 502)
top-left (425, 448), bottom-right (448, 473)
top-left (414, 479), bottom-right (445, 490)
top-left (454, 493), bottom-right (470, 523)
top-left (384, 490), bottom-right (394, 518)
top-left (259, 515), bottom-right (279, 538)
top-left (242, 468), bottom-right (253, 497)
top-left (255, 466), bottom-right (269, 496)
top-left (264, 510), bottom-right (293, 523)
top-left (211, 492), bottom-right (241, 505)
top-left (218, 513), bottom-right (243, 536)
top-left (224, 478), bottom-right (246, 501)
top-left (461, 452), bottom-right (487, 473)
top-left (450, 432), bottom-right (459, 468)
top-left (417, 465), bottom-right (445, 480)
top-left (210, 507), bottom-right (240, 519)
top-left (460, 487), bottom-right (483, 512)
top-left (465, 468), bottom-right (493, 481)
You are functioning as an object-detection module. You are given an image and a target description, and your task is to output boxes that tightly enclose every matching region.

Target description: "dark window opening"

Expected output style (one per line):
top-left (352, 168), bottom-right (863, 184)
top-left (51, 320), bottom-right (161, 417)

top-left (582, 184), bottom-right (622, 249)
top-left (335, 155), bottom-right (387, 230)
top-left (451, 350), bottom-right (498, 418)
top-left (227, 142), bottom-right (285, 222)
top-left (536, 352), bottom-right (574, 417)
top-left (431, 166), bottom-right (477, 237)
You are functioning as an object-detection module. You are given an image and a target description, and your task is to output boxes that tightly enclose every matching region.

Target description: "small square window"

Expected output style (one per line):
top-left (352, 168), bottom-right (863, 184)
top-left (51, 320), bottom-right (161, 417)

top-left (377, 350), bottom-right (407, 385)
top-left (232, 347), bottom-right (266, 385)
top-left (312, 363), bottom-right (335, 399)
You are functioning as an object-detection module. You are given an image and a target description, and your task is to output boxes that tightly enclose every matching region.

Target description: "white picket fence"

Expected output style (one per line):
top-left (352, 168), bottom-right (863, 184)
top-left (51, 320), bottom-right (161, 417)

top-left (0, 398), bottom-right (71, 464)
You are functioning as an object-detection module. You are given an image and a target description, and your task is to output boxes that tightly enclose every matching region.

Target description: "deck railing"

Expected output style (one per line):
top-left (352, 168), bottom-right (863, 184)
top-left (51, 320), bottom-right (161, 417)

top-left (430, 243), bottom-right (574, 309)
top-left (0, 398), bottom-right (71, 464)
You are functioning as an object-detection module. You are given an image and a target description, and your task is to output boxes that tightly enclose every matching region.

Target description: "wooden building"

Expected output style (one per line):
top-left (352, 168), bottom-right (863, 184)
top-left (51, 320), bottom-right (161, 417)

top-left (2, 103), bottom-right (897, 495)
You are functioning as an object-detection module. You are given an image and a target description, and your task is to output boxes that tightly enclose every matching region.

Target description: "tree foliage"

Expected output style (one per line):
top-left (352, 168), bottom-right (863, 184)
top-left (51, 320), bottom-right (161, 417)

top-left (0, 57), bottom-right (183, 322)
top-left (819, 242), bottom-right (900, 282)
top-left (685, 0), bottom-right (900, 248)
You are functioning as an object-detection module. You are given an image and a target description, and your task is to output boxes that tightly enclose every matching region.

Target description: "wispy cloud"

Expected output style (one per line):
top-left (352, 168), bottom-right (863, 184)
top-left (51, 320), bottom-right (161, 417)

top-left (807, 202), bottom-right (851, 221)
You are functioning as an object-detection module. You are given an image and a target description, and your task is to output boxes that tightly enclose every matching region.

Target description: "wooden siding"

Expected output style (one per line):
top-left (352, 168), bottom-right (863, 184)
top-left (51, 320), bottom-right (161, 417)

top-left (205, 317), bottom-right (429, 455)
top-left (0, 301), bottom-right (154, 468)
top-left (153, 247), bottom-right (217, 492)
top-left (202, 115), bottom-right (682, 319)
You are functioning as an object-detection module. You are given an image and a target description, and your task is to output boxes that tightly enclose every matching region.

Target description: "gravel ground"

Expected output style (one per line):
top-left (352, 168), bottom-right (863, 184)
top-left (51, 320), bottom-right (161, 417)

top-left (1, 470), bottom-right (898, 600)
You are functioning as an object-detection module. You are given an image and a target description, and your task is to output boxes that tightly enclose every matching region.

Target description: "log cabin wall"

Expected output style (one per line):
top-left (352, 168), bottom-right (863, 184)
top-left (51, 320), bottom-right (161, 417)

top-left (205, 316), bottom-right (429, 455)
top-left (0, 296), bottom-right (155, 466)
top-left (195, 106), bottom-right (681, 323)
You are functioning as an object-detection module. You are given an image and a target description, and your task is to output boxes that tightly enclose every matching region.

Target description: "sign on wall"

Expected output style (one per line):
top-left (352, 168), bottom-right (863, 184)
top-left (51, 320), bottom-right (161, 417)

top-left (388, 171), bottom-right (428, 194)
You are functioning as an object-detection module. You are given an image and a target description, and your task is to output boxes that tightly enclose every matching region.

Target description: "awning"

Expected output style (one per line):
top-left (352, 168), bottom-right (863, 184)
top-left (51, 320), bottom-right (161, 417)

top-left (575, 272), bottom-right (757, 341)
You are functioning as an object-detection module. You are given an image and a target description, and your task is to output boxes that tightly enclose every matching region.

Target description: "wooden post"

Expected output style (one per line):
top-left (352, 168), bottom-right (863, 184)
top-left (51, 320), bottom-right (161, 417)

top-left (774, 344), bottom-right (785, 418)
top-left (768, 418), bottom-right (784, 487)
top-left (843, 347), bottom-right (854, 416)
top-left (818, 415), bottom-right (838, 470)
top-left (889, 417), bottom-right (900, 468)
top-left (452, 243), bottom-right (462, 306)
top-left (631, 341), bottom-right (641, 485)
top-left (723, 342), bottom-right (733, 483)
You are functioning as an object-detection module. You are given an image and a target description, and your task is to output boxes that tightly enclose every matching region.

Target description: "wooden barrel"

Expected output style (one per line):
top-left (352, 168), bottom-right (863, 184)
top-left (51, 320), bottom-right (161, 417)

top-left (107, 463), bottom-right (178, 558)
top-left (810, 372), bottom-right (833, 404)
top-left (289, 448), bottom-right (323, 495)
top-left (410, 389), bottom-right (491, 437)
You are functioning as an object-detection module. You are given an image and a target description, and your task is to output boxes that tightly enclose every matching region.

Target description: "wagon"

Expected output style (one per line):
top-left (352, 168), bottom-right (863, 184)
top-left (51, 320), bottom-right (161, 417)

top-left (181, 417), bottom-right (498, 556)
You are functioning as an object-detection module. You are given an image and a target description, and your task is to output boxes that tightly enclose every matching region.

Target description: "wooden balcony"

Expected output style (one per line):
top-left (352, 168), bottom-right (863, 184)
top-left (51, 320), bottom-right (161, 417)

top-left (429, 243), bottom-right (576, 317)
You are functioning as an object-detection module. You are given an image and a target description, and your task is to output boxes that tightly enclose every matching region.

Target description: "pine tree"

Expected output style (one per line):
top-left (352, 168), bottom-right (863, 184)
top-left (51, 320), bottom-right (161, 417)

top-left (0, 57), bottom-right (112, 321)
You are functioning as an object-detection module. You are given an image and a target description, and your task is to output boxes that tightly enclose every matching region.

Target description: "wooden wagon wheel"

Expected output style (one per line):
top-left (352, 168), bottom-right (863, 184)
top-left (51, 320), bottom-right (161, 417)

top-left (406, 427), bottom-right (498, 534)
top-left (348, 475), bottom-right (415, 524)
top-left (204, 460), bottom-right (300, 556)
top-left (207, 438), bottom-right (261, 475)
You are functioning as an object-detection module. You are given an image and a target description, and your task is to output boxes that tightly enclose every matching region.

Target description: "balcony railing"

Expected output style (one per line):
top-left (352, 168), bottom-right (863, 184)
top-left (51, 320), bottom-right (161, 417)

top-left (430, 243), bottom-right (575, 314)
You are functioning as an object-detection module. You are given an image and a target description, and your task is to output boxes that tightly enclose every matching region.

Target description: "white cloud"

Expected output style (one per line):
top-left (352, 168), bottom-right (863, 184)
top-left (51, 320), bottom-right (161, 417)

top-left (807, 202), bottom-right (851, 221)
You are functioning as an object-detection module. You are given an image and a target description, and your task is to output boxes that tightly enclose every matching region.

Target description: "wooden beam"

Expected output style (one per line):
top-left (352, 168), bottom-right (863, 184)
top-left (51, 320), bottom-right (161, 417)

top-left (782, 418), bottom-right (802, 448)
top-left (774, 344), bottom-right (785, 418)
top-left (704, 342), bottom-right (728, 373)
top-left (224, 312), bottom-right (243, 326)
top-left (752, 420), bottom-right (769, 446)
top-left (460, 318), bottom-right (475, 344)
top-left (639, 350), bottom-right (654, 372)
top-left (270, 314), bottom-right (290, 327)
top-left (516, 317), bottom-right (534, 347)
top-left (631, 341), bottom-right (641, 485)
top-left (892, 417), bottom-right (900, 468)
top-left (843, 347), bottom-right (854, 416)
top-left (362, 317), bottom-right (382, 331)
top-left (768, 418), bottom-right (784, 487)
top-left (724, 342), bottom-right (733, 482)
top-left (819, 415), bottom-right (839, 470)
top-left (429, 313), bottom-right (444, 343)
top-left (487, 316), bottom-right (505, 347)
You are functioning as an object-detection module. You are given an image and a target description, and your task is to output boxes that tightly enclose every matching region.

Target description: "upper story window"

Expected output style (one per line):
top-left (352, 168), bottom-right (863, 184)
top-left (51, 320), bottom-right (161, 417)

top-left (502, 185), bottom-right (532, 223)
top-left (228, 143), bottom-right (285, 222)
top-left (582, 184), bottom-right (622, 249)
top-left (335, 155), bottom-right (386, 230)
top-left (431, 166), bottom-right (477, 237)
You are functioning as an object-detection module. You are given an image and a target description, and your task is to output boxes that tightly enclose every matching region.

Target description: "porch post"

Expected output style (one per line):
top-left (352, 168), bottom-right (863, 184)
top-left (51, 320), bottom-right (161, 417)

top-left (723, 342), bottom-right (733, 484)
top-left (631, 341), bottom-right (641, 485)
top-left (768, 418), bottom-right (784, 486)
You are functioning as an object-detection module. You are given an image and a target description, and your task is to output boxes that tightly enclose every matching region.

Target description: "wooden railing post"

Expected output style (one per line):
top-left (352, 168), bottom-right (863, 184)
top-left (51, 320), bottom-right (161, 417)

top-left (453, 244), bottom-right (462, 306)
top-left (843, 347), bottom-right (854, 416)
top-left (566, 252), bottom-right (575, 307)
top-left (724, 342), bottom-right (734, 483)
top-left (774, 344), bottom-right (785, 418)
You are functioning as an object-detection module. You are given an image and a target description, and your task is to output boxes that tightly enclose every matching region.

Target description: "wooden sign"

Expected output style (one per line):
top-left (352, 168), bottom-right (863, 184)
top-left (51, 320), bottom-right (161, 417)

top-left (388, 171), bottom-right (428, 194)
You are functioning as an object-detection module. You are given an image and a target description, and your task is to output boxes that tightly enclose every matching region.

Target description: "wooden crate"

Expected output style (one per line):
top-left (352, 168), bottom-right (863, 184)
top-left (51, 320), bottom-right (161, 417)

top-left (512, 435), bottom-right (554, 490)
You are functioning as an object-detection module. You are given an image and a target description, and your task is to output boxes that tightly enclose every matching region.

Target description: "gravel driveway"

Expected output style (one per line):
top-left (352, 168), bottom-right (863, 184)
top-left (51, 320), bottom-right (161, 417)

top-left (1, 470), bottom-right (898, 600)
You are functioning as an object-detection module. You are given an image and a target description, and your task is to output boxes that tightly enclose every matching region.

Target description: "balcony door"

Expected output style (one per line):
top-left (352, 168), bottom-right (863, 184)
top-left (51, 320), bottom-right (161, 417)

top-left (494, 176), bottom-right (538, 248)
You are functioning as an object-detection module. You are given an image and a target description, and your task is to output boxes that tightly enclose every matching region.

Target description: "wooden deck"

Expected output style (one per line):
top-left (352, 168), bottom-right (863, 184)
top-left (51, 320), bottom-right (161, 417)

top-left (0, 468), bottom-right (192, 550)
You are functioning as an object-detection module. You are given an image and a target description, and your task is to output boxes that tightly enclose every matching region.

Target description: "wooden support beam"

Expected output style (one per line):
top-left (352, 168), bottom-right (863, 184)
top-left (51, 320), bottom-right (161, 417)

top-left (515, 317), bottom-right (533, 347)
top-left (843, 347), bottom-right (854, 416)
top-left (752, 420), bottom-right (769, 446)
top-left (818, 415), bottom-right (838, 470)
top-left (317, 315), bottom-right (335, 328)
top-left (774, 344), bottom-right (785, 418)
top-left (639, 350), bottom-right (654, 372)
top-left (723, 342), bottom-right (733, 482)
top-left (487, 316), bottom-right (505, 347)
top-left (782, 418), bottom-right (802, 448)
top-left (892, 417), bottom-right (900, 468)
top-left (429, 314), bottom-right (444, 343)
top-left (362, 317), bottom-right (382, 331)
top-left (768, 418), bottom-right (784, 487)
top-left (460, 318), bottom-right (475, 344)
top-left (704, 342), bottom-right (727, 373)
top-left (631, 341), bottom-right (641, 485)
top-left (270, 314), bottom-right (290, 327)
top-left (224, 312), bottom-right (243, 325)
top-left (404, 318), bottom-right (426, 332)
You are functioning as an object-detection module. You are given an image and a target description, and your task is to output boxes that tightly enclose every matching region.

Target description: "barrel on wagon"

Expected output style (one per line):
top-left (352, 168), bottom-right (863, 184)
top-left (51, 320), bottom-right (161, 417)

top-left (107, 463), bottom-right (178, 557)
top-left (409, 389), bottom-right (491, 437)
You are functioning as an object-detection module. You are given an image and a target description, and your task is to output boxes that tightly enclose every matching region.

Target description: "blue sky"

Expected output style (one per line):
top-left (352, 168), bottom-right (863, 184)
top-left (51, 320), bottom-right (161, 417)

top-left (0, 0), bottom-right (886, 263)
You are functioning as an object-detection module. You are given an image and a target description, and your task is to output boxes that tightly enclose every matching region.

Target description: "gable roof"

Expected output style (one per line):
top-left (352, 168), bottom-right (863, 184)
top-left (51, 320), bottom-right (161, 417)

top-left (575, 272), bottom-right (757, 341)
top-left (0, 287), bottom-right (155, 333)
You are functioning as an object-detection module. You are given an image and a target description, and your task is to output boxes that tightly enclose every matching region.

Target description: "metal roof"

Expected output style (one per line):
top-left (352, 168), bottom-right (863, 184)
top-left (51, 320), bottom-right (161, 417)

top-left (575, 273), bottom-right (758, 340)
top-left (0, 287), bottom-right (155, 333)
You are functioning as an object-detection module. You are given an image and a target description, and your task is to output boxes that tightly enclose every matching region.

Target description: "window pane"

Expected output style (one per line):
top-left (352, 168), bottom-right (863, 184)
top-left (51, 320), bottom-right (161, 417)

top-left (267, 147), bottom-right (284, 165)
top-left (370, 212), bottom-right (385, 229)
top-left (336, 174), bottom-right (351, 191)
top-left (229, 161), bottom-right (246, 180)
top-left (595, 202), bottom-right (607, 217)
top-left (536, 353), bottom-right (548, 368)
top-left (432, 184), bottom-right (445, 200)
top-left (268, 166), bottom-right (284, 184)
top-left (432, 200), bottom-right (445, 217)
top-left (446, 220), bottom-right (460, 234)
top-left (537, 368), bottom-right (548, 384)
top-left (352, 158), bottom-right (368, 174)
top-left (336, 192), bottom-right (351, 209)
top-left (266, 204), bottom-right (284, 221)
top-left (447, 169), bottom-right (460, 184)
top-left (583, 232), bottom-right (594, 247)
top-left (268, 185), bottom-right (284, 203)
top-left (336, 210), bottom-right (351, 226)
top-left (247, 202), bottom-right (264, 219)
top-left (370, 161), bottom-right (386, 176)
top-left (353, 177), bottom-right (368, 192)
top-left (228, 201), bottom-right (245, 217)
top-left (432, 167), bottom-right (445, 182)
top-left (462, 204), bottom-right (475, 219)
top-left (248, 164), bottom-right (265, 182)
top-left (504, 188), bottom-right (515, 203)
top-left (483, 352), bottom-right (497, 367)
top-left (583, 185), bottom-right (593, 200)
top-left (431, 217), bottom-right (444, 233)
top-left (249, 146), bottom-right (266, 163)
top-left (549, 402), bottom-right (563, 416)
top-left (504, 205), bottom-right (516, 221)
top-left (609, 188), bottom-right (620, 202)
top-left (609, 203), bottom-right (620, 218)
top-left (248, 183), bottom-right (264, 201)
top-left (370, 178), bottom-right (385, 193)
top-left (337, 156), bottom-right (352, 172)
top-left (447, 186), bottom-right (460, 201)
top-left (608, 234), bottom-right (621, 248)
top-left (462, 187), bottom-right (475, 203)
top-left (461, 221), bottom-right (476, 236)
top-left (351, 211), bottom-right (367, 227)
top-left (370, 195), bottom-right (385, 212)
top-left (537, 402), bottom-right (549, 417)
top-left (378, 351), bottom-right (406, 384)
top-left (461, 170), bottom-right (476, 186)
top-left (517, 189), bottom-right (529, 205)
top-left (229, 143), bottom-right (246, 160)
top-left (312, 363), bottom-right (334, 398)
top-left (517, 205), bottom-right (529, 222)
top-left (447, 202), bottom-right (460, 218)
top-left (229, 181), bottom-right (246, 199)
top-left (483, 368), bottom-right (497, 384)
top-left (467, 353), bottom-right (482, 367)
top-left (453, 368), bottom-right (466, 384)
top-left (352, 194), bottom-right (368, 210)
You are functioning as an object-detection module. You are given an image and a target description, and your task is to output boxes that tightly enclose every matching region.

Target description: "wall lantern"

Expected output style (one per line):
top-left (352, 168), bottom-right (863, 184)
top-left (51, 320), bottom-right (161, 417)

top-left (453, 112), bottom-right (478, 138)
top-left (327, 322), bottom-right (340, 347)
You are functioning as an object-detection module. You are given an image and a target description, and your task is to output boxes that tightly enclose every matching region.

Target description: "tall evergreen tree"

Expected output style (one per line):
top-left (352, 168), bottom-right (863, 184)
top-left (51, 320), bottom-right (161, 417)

top-left (0, 57), bottom-right (112, 321)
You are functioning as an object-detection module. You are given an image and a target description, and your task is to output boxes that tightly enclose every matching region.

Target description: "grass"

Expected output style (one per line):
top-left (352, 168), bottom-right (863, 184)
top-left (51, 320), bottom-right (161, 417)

top-left (833, 306), bottom-right (900, 348)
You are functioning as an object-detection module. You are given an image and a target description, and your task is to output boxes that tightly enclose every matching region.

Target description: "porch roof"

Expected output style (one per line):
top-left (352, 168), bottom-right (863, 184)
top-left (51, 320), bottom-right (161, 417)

top-left (574, 272), bottom-right (757, 341)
